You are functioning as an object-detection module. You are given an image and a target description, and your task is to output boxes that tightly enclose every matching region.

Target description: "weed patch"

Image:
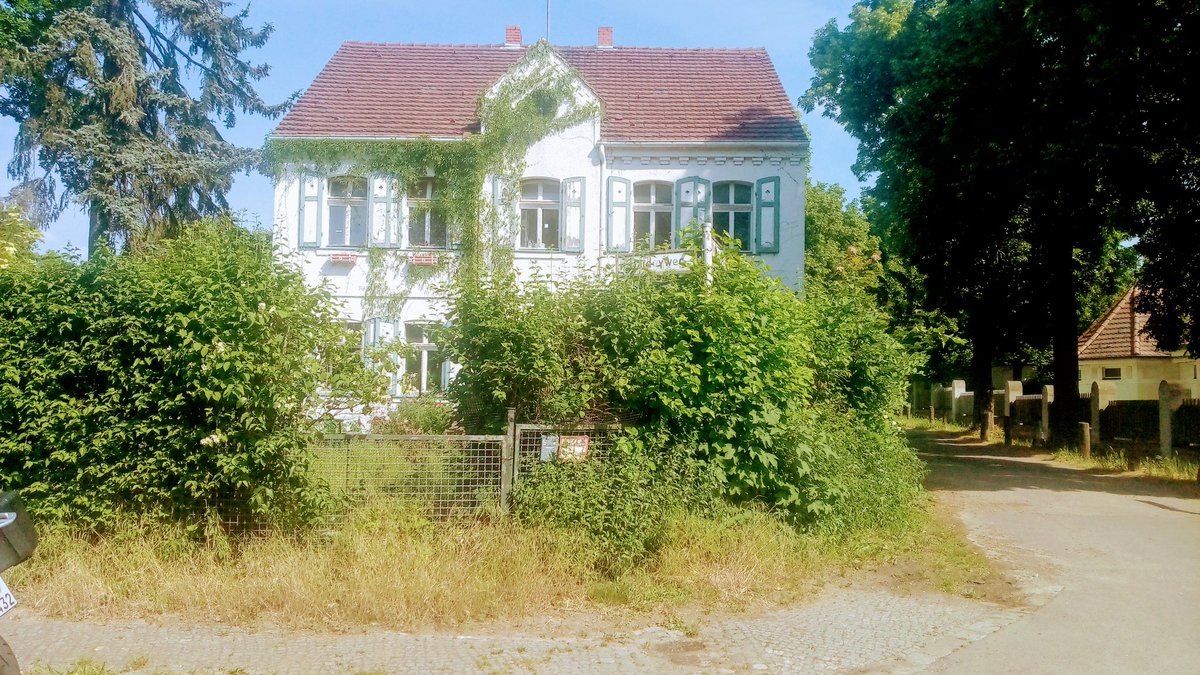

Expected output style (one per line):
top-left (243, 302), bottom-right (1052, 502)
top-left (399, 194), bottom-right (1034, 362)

top-left (1053, 448), bottom-right (1200, 482)
top-left (8, 497), bottom-right (981, 631)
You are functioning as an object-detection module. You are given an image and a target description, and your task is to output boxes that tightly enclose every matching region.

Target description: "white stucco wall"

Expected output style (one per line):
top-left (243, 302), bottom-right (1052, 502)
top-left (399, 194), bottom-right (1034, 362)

top-left (272, 133), bottom-right (808, 316)
top-left (271, 124), bottom-right (809, 394)
top-left (1078, 357), bottom-right (1200, 400)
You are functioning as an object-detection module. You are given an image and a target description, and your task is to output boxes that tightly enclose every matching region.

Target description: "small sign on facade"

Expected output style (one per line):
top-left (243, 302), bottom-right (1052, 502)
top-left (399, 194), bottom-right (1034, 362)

top-left (539, 434), bottom-right (591, 462)
top-left (557, 435), bottom-right (590, 462)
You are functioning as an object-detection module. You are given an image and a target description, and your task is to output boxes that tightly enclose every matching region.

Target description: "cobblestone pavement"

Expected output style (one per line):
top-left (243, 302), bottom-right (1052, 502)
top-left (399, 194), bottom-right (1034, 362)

top-left (3, 582), bottom-right (1022, 674)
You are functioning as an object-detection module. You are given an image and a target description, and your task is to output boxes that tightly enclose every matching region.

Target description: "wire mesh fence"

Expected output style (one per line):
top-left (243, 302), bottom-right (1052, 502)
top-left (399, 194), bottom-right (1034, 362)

top-left (310, 434), bottom-right (506, 519)
top-left (515, 423), bottom-right (623, 474)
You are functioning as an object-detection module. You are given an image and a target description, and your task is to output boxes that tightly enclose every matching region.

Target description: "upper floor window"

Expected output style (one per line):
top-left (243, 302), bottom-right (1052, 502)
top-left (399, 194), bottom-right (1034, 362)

top-left (407, 178), bottom-right (447, 248)
top-left (632, 181), bottom-right (673, 250)
top-left (713, 181), bottom-right (753, 252)
top-left (520, 179), bottom-right (560, 250)
top-left (327, 176), bottom-right (369, 247)
top-left (1102, 367), bottom-right (1122, 381)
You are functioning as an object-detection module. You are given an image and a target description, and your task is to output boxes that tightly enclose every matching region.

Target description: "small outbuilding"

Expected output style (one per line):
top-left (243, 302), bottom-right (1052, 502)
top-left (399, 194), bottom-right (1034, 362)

top-left (1077, 287), bottom-right (1198, 400)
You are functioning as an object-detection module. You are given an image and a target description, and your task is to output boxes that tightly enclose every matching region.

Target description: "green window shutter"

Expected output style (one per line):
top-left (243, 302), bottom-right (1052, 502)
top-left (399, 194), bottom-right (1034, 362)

top-left (387, 319), bottom-right (403, 398)
top-left (755, 176), bottom-right (781, 253)
top-left (368, 177), bottom-right (394, 247)
top-left (298, 174), bottom-right (322, 248)
top-left (674, 177), bottom-right (710, 247)
top-left (560, 176), bottom-right (585, 252)
top-left (362, 317), bottom-right (379, 370)
top-left (607, 176), bottom-right (632, 252)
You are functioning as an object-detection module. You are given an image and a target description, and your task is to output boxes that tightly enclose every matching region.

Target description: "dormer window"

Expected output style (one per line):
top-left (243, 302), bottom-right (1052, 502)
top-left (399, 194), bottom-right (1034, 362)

top-left (327, 176), bottom-right (369, 247)
top-left (407, 178), bottom-right (447, 248)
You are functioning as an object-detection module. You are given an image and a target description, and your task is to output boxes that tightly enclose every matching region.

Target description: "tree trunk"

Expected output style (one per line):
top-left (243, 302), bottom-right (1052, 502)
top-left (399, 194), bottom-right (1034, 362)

top-left (1011, 361), bottom-right (1025, 383)
top-left (1049, 233), bottom-right (1080, 446)
top-left (970, 324), bottom-right (996, 440)
top-left (87, 201), bottom-right (103, 258)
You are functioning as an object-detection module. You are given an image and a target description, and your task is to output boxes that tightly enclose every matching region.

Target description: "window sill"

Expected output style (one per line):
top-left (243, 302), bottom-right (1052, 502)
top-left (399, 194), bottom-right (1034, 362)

top-left (515, 248), bottom-right (579, 255)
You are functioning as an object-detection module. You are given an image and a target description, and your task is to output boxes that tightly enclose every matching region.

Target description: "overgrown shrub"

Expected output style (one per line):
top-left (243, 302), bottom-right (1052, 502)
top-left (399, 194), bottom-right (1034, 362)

top-left (446, 244), bottom-right (921, 529)
top-left (512, 429), bottom-right (719, 574)
top-left (0, 218), bottom-right (385, 529)
top-left (371, 398), bottom-right (458, 435)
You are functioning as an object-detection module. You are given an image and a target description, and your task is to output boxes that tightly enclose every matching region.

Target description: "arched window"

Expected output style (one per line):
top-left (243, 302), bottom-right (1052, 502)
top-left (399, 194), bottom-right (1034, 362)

top-left (713, 181), bottom-right (753, 252)
top-left (520, 179), bottom-right (560, 250)
top-left (327, 176), bottom-right (369, 247)
top-left (632, 181), bottom-right (673, 249)
top-left (407, 178), bottom-right (447, 248)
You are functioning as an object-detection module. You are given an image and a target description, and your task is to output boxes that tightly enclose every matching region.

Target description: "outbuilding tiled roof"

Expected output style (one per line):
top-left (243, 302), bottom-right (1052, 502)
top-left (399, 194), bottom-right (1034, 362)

top-left (1077, 288), bottom-right (1172, 360)
top-left (272, 42), bottom-right (806, 143)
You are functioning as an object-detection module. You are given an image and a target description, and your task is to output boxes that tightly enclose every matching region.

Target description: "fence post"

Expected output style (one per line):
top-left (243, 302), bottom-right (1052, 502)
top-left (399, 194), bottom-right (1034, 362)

top-left (951, 380), bottom-right (967, 425)
top-left (500, 407), bottom-right (517, 512)
top-left (1004, 381), bottom-right (1020, 447)
top-left (929, 383), bottom-right (937, 423)
top-left (1090, 381), bottom-right (1102, 446)
top-left (1080, 422), bottom-right (1091, 459)
top-left (1159, 380), bottom-right (1185, 459)
top-left (1040, 385), bottom-right (1054, 445)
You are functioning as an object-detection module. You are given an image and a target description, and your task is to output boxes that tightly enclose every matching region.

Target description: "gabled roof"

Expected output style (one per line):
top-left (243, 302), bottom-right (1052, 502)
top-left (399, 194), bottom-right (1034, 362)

top-left (272, 42), bottom-right (806, 144)
top-left (1078, 288), bottom-right (1172, 360)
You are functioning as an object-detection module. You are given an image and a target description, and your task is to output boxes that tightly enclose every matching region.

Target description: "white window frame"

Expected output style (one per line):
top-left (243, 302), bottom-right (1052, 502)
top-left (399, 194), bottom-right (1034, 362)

top-left (519, 179), bottom-right (561, 250)
top-left (404, 322), bottom-right (446, 395)
top-left (712, 181), bottom-right (755, 253)
top-left (326, 176), bottom-right (370, 248)
top-left (632, 181), bottom-right (674, 250)
top-left (406, 178), bottom-right (447, 249)
top-left (1102, 367), bottom-right (1122, 381)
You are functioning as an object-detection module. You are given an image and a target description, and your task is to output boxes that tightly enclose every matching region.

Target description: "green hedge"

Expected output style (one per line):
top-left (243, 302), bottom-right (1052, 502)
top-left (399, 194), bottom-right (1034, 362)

top-left (0, 219), bottom-right (381, 529)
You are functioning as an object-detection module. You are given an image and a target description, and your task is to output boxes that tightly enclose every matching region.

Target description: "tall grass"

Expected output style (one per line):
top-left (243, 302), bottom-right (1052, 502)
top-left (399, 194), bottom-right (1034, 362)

top-left (6, 499), bottom-right (990, 631)
top-left (1052, 448), bottom-right (1200, 482)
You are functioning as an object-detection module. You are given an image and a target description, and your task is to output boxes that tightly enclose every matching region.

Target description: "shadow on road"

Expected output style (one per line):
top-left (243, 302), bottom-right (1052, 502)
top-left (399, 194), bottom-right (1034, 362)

top-left (910, 429), bottom-right (1200, 501)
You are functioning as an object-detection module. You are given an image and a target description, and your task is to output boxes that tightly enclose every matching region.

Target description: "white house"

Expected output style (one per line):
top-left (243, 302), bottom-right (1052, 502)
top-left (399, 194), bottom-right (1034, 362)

top-left (271, 26), bottom-right (809, 396)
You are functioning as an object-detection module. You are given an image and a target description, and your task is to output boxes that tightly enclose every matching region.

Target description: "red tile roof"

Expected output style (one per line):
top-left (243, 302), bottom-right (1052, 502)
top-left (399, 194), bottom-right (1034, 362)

top-left (272, 42), bottom-right (806, 143)
top-left (1078, 288), bottom-right (1172, 360)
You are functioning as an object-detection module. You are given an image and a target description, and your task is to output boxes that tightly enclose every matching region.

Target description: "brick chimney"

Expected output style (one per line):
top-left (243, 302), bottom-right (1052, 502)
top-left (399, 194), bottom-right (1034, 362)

top-left (505, 25), bottom-right (522, 48)
top-left (597, 26), bottom-right (613, 49)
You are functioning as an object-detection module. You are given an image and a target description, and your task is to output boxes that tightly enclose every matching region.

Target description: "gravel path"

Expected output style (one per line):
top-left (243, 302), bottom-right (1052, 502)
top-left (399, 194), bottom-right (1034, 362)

top-left (3, 582), bottom-right (1007, 674)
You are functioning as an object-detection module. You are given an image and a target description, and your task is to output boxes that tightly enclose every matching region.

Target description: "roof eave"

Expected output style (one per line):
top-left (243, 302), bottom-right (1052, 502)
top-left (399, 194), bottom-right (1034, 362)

top-left (269, 134), bottom-right (470, 142)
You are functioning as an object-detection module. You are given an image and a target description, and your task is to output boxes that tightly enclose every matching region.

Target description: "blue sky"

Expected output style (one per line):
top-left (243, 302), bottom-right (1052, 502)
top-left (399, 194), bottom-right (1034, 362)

top-left (0, 0), bottom-right (862, 252)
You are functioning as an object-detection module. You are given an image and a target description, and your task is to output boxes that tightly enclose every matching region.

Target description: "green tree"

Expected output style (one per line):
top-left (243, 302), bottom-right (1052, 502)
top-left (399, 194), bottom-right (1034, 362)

top-left (804, 0), bottom-right (1143, 441)
top-left (0, 0), bottom-right (288, 254)
top-left (0, 206), bottom-right (40, 269)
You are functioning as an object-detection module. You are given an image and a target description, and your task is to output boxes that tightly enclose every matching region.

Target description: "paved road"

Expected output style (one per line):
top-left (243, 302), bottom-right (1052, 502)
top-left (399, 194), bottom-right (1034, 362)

top-left (911, 431), bottom-right (1200, 674)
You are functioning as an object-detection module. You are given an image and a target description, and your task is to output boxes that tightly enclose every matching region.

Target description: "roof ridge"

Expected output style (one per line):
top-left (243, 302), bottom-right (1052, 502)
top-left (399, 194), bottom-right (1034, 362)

top-left (340, 41), bottom-right (517, 48)
top-left (338, 41), bottom-right (769, 53)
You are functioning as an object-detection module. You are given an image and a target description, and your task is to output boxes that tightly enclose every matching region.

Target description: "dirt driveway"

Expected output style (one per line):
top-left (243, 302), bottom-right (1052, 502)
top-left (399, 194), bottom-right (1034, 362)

top-left (911, 430), bottom-right (1200, 674)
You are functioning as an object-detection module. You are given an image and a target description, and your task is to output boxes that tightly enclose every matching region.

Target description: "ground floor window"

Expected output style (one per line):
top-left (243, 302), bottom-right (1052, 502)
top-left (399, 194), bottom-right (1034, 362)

top-left (405, 322), bottom-right (446, 394)
top-left (520, 179), bottom-right (560, 250)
